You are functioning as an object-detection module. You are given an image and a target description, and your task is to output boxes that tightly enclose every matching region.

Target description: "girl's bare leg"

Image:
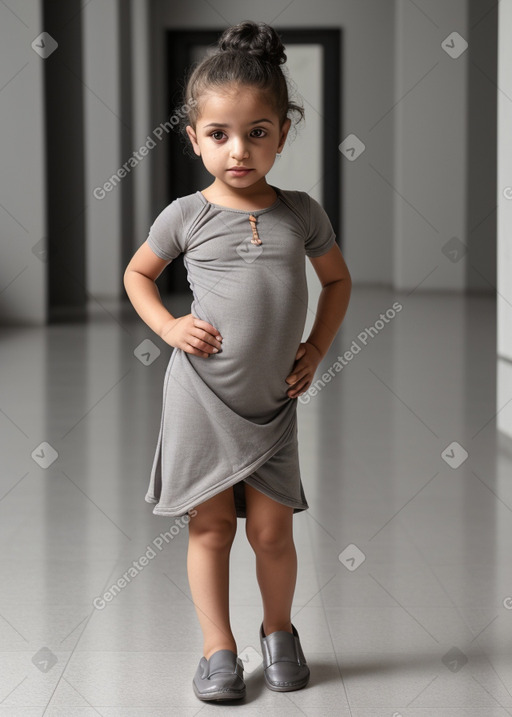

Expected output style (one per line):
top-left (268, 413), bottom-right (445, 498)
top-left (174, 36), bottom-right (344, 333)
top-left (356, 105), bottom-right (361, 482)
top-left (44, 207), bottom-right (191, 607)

top-left (244, 483), bottom-right (296, 635)
top-left (187, 487), bottom-right (238, 660)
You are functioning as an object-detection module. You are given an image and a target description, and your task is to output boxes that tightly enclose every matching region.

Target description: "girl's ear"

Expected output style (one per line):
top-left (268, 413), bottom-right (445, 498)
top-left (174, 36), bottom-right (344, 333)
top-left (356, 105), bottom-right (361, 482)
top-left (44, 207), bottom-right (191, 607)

top-left (186, 125), bottom-right (201, 156)
top-left (277, 117), bottom-right (291, 153)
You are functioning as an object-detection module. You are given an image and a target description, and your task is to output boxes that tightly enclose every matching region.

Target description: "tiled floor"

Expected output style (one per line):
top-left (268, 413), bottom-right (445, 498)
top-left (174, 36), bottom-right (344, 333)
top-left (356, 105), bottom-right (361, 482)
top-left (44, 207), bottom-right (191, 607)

top-left (1, 286), bottom-right (511, 716)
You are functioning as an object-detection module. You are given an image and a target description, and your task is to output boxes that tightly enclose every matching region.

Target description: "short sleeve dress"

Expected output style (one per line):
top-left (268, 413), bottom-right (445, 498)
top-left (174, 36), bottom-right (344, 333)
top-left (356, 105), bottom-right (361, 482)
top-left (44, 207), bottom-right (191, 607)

top-left (144, 185), bottom-right (336, 518)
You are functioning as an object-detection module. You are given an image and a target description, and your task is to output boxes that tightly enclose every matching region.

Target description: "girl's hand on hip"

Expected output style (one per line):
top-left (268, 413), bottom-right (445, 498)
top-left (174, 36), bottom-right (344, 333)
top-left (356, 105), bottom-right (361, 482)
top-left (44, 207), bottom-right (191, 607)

top-left (160, 314), bottom-right (223, 358)
top-left (285, 341), bottom-right (323, 398)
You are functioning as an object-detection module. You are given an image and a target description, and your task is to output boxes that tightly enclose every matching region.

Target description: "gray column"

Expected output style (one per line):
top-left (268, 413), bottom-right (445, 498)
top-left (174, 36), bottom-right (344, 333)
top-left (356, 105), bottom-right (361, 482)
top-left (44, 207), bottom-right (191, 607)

top-left (0, 0), bottom-right (46, 324)
top-left (83, 0), bottom-right (123, 300)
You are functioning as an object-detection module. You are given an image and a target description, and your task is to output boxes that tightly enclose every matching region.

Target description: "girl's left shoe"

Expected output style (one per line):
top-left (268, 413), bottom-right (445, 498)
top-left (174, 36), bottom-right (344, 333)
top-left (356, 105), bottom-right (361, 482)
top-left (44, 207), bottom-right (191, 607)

top-left (259, 623), bottom-right (310, 691)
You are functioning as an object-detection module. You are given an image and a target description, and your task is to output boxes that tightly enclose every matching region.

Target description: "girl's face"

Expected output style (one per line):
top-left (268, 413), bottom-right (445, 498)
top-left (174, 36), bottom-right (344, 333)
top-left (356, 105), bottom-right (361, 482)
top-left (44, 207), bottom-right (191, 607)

top-left (186, 85), bottom-right (291, 193)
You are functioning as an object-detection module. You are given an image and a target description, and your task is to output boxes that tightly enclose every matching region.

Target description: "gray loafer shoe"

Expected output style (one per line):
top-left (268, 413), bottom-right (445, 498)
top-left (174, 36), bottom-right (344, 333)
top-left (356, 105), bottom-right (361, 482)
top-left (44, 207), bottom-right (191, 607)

top-left (260, 623), bottom-right (310, 691)
top-left (192, 648), bottom-right (246, 701)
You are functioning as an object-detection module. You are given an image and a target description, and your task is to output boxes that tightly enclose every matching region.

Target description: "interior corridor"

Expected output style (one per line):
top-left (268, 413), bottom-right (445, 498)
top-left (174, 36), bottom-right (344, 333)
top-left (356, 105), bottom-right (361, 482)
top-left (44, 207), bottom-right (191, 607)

top-left (0, 285), bottom-right (510, 715)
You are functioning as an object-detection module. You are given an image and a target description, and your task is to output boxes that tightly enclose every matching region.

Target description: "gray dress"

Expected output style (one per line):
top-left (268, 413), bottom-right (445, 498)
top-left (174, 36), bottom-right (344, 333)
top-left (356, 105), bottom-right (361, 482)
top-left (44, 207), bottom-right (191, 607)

top-left (144, 186), bottom-right (336, 518)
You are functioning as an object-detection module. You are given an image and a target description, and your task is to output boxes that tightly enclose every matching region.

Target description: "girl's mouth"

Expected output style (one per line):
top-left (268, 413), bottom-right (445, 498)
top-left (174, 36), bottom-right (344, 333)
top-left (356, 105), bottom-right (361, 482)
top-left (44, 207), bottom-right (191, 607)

top-left (227, 168), bottom-right (254, 177)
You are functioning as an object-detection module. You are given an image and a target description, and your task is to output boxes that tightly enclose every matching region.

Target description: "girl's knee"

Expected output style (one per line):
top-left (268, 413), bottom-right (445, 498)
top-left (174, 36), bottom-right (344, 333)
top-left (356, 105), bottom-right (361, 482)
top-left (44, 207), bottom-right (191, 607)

top-left (246, 521), bottom-right (292, 555)
top-left (190, 516), bottom-right (237, 550)
top-left (188, 487), bottom-right (237, 549)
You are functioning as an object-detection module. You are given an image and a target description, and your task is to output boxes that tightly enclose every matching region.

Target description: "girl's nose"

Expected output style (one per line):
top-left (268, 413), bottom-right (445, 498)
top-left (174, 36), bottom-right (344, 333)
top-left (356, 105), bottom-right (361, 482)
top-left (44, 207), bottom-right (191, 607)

top-left (230, 138), bottom-right (249, 160)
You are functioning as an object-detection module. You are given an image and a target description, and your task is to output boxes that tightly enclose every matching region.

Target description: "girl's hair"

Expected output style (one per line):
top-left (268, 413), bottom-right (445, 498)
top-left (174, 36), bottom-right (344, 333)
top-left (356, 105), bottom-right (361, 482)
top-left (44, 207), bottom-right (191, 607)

top-left (179, 20), bottom-right (305, 136)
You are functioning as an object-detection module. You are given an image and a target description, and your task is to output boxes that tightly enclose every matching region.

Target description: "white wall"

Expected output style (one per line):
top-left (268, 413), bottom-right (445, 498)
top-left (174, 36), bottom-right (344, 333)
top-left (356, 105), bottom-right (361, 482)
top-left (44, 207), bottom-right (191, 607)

top-left (497, 0), bottom-right (512, 438)
top-left (0, 0), bottom-right (46, 324)
top-left (394, 0), bottom-right (468, 291)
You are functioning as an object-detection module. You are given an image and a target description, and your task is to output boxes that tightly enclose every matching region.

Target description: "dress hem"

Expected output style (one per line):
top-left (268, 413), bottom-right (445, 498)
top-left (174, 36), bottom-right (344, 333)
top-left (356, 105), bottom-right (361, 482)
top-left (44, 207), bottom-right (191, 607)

top-left (145, 479), bottom-right (309, 518)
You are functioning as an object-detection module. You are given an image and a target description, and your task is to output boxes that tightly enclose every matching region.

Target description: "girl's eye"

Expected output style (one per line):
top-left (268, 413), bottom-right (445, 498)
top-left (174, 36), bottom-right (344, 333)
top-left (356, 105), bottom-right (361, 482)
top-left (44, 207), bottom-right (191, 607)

top-left (211, 131), bottom-right (226, 141)
top-left (251, 128), bottom-right (266, 138)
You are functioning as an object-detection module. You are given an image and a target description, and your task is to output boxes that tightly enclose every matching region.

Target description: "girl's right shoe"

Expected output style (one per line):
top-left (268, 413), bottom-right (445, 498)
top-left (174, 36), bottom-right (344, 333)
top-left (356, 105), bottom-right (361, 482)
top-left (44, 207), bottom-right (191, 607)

top-left (192, 648), bottom-right (246, 701)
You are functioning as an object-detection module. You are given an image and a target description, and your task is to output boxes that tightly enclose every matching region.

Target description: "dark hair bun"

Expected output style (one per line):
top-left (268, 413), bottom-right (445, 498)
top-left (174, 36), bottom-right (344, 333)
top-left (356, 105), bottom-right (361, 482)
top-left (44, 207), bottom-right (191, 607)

top-left (218, 21), bottom-right (286, 65)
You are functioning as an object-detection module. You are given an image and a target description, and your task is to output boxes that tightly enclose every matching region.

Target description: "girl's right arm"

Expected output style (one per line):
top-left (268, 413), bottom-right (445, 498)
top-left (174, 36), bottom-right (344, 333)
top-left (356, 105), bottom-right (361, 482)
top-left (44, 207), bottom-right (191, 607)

top-left (123, 241), bottom-right (223, 358)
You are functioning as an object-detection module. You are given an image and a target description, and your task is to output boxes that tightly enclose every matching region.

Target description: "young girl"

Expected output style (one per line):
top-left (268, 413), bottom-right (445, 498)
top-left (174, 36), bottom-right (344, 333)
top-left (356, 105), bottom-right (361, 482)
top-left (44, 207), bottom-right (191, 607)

top-left (124, 20), bottom-right (351, 702)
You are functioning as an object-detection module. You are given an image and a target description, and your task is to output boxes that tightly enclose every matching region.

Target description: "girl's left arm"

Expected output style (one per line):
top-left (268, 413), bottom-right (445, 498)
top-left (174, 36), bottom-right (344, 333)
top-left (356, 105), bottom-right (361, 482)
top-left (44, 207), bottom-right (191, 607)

top-left (285, 243), bottom-right (352, 398)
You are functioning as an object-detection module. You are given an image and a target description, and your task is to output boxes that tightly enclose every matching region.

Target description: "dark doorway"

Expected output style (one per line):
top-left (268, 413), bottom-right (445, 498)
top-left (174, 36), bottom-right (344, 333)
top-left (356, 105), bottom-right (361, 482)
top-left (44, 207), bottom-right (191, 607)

top-left (43, 0), bottom-right (87, 320)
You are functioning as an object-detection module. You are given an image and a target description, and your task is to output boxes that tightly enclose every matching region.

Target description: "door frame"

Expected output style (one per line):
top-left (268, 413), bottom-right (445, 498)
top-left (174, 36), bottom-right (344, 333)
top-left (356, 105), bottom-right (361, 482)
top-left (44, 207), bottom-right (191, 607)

top-left (165, 27), bottom-right (342, 292)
